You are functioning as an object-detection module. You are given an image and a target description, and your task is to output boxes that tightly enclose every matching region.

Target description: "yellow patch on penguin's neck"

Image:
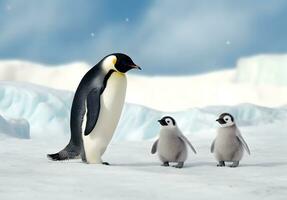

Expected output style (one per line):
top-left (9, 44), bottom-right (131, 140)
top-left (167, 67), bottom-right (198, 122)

top-left (114, 71), bottom-right (125, 77)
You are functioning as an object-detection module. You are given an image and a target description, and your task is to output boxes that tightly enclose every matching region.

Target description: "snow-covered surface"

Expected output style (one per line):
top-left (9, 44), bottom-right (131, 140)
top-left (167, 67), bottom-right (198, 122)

top-left (0, 60), bottom-right (89, 91)
top-left (126, 71), bottom-right (287, 111)
top-left (0, 114), bottom-right (29, 139)
top-left (235, 54), bottom-right (287, 86)
top-left (1, 121), bottom-right (287, 200)
top-left (1, 54), bottom-right (287, 111)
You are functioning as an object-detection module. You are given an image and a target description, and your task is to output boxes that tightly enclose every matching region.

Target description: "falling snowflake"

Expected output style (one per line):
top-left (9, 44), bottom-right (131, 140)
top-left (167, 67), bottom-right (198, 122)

top-left (125, 18), bottom-right (129, 22)
top-left (90, 32), bottom-right (95, 37)
top-left (6, 5), bottom-right (11, 11)
top-left (226, 40), bottom-right (231, 45)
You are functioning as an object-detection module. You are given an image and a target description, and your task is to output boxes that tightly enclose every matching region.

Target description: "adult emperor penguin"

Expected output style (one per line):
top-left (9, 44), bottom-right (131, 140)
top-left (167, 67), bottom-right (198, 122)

top-left (211, 113), bottom-right (250, 167)
top-left (151, 116), bottom-right (197, 168)
top-left (47, 53), bottom-right (141, 164)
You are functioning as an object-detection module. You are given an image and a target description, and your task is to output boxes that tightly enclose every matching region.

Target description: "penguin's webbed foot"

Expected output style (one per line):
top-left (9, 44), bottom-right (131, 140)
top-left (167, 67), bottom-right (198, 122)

top-left (161, 162), bottom-right (169, 167)
top-left (102, 161), bottom-right (110, 165)
top-left (217, 161), bottom-right (225, 167)
top-left (47, 153), bottom-right (62, 161)
top-left (229, 161), bottom-right (239, 168)
top-left (173, 162), bottom-right (184, 169)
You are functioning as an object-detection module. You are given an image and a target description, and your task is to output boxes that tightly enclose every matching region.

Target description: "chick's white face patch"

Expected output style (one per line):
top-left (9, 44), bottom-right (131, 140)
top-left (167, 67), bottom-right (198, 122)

top-left (220, 115), bottom-right (235, 127)
top-left (164, 118), bottom-right (176, 128)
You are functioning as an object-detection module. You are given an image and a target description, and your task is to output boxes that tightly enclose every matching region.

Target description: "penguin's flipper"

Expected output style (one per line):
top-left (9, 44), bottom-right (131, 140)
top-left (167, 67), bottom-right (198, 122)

top-left (211, 139), bottom-right (215, 153)
top-left (179, 135), bottom-right (197, 154)
top-left (151, 139), bottom-right (158, 154)
top-left (84, 88), bottom-right (101, 136)
top-left (236, 129), bottom-right (251, 155)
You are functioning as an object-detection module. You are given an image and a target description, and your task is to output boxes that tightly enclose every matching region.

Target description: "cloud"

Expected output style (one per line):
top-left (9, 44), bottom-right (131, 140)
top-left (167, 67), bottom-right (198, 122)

top-left (78, 0), bottom-right (287, 74)
top-left (0, 0), bottom-right (287, 74)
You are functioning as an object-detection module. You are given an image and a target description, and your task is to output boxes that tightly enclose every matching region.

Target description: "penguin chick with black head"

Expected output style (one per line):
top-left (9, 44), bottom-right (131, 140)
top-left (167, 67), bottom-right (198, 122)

top-left (211, 113), bottom-right (250, 167)
top-left (151, 116), bottom-right (197, 168)
top-left (48, 53), bottom-right (141, 164)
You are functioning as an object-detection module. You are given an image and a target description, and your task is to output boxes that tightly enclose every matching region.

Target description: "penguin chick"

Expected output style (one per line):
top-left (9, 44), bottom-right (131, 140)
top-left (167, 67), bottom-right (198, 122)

top-left (211, 113), bottom-right (250, 168)
top-left (151, 116), bottom-right (197, 168)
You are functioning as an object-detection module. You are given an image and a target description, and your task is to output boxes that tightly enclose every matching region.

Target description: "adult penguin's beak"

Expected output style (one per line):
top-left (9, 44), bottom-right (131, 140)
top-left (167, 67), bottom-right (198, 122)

top-left (133, 64), bottom-right (142, 70)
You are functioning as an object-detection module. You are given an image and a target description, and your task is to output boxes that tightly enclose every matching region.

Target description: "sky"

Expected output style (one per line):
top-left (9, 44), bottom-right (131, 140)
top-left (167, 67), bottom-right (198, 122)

top-left (0, 0), bottom-right (287, 75)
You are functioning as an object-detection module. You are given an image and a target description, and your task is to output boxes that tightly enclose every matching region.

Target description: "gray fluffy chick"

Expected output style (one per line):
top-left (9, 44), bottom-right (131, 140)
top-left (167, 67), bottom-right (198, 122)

top-left (211, 113), bottom-right (251, 167)
top-left (151, 116), bottom-right (197, 168)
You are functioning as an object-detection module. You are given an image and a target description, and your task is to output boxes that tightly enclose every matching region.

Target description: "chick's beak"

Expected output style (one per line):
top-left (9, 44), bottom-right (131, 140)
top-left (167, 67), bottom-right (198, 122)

top-left (157, 119), bottom-right (163, 125)
top-left (216, 118), bottom-right (225, 124)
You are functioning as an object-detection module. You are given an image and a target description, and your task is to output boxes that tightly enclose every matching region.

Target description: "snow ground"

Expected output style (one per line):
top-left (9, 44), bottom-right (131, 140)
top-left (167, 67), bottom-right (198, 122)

top-left (1, 121), bottom-right (287, 200)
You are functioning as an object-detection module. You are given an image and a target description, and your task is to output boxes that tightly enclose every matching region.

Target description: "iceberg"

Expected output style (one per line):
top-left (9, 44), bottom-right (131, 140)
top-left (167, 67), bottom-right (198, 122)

top-left (115, 103), bottom-right (287, 141)
top-left (0, 114), bottom-right (30, 139)
top-left (235, 54), bottom-right (287, 86)
top-left (0, 81), bottom-right (286, 141)
top-left (1, 54), bottom-right (287, 112)
top-left (0, 82), bottom-right (73, 139)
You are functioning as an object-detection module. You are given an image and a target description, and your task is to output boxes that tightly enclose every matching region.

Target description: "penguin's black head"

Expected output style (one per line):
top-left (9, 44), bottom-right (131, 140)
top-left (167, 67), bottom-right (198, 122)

top-left (158, 116), bottom-right (176, 127)
top-left (112, 53), bottom-right (141, 73)
top-left (216, 113), bottom-right (235, 127)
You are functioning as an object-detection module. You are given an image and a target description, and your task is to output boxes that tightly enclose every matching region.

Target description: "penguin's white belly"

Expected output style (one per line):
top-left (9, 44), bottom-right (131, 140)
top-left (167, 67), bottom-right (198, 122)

top-left (214, 131), bottom-right (243, 162)
top-left (158, 135), bottom-right (186, 162)
top-left (83, 73), bottom-right (127, 163)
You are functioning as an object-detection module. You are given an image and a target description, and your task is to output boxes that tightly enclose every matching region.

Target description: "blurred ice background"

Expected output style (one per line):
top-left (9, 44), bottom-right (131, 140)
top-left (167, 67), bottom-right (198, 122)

top-left (0, 54), bottom-right (286, 140)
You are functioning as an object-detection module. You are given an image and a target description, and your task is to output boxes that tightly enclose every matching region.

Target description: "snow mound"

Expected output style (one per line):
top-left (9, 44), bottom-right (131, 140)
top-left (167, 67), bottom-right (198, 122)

top-left (115, 103), bottom-right (287, 141)
top-left (0, 114), bottom-right (30, 139)
top-left (0, 60), bottom-right (89, 91)
top-left (0, 81), bottom-right (286, 141)
top-left (235, 54), bottom-right (287, 86)
top-left (0, 82), bottom-right (73, 139)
